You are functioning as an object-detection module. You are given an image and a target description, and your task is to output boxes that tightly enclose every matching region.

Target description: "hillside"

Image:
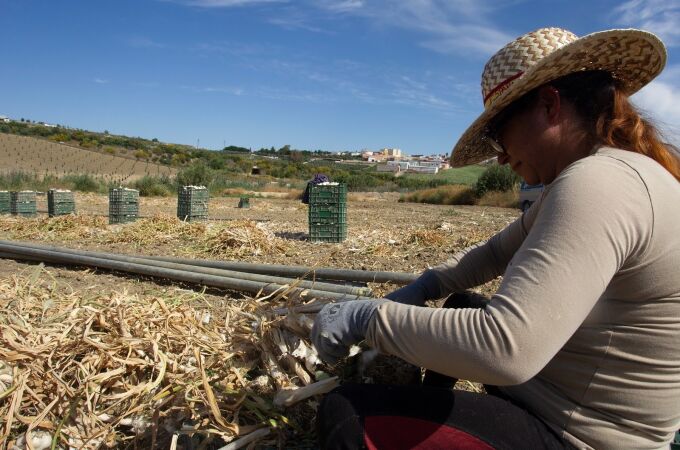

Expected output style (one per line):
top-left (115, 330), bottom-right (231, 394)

top-left (0, 121), bottom-right (487, 195)
top-left (0, 133), bottom-right (176, 183)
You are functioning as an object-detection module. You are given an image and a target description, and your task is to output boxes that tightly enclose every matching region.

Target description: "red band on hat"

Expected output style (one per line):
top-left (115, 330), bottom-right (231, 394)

top-left (483, 71), bottom-right (524, 107)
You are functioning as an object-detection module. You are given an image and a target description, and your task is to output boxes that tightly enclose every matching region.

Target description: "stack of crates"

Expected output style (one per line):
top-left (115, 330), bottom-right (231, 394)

top-left (238, 196), bottom-right (250, 209)
top-left (10, 191), bottom-right (37, 217)
top-left (0, 191), bottom-right (10, 214)
top-left (109, 187), bottom-right (139, 224)
top-left (308, 183), bottom-right (347, 243)
top-left (177, 185), bottom-right (209, 221)
top-left (47, 189), bottom-right (76, 217)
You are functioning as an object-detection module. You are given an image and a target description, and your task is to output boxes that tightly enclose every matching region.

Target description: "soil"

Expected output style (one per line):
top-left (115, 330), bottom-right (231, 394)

top-left (0, 192), bottom-right (519, 448)
top-left (1, 191), bottom-right (518, 296)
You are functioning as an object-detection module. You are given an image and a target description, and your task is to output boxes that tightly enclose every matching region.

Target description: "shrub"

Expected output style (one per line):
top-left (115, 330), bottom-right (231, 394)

top-left (63, 174), bottom-right (101, 192)
top-left (177, 162), bottom-right (214, 187)
top-left (477, 189), bottom-right (519, 208)
top-left (134, 149), bottom-right (150, 159)
top-left (132, 175), bottom-right (174, 197)
top-left (474, 165), bottom-right (520, 198)
top-left (0, 171), bottom-right (38, 190)
top-left (399, 185), bottom-right (477, 205)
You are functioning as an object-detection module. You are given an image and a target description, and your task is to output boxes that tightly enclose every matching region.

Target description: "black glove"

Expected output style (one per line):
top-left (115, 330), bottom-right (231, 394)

top-left (384, 270), bottom-right (442, 306)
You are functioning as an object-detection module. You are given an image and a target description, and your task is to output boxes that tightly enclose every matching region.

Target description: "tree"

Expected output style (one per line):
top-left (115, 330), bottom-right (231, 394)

top-left (177, 161), bottom-right (214, 187)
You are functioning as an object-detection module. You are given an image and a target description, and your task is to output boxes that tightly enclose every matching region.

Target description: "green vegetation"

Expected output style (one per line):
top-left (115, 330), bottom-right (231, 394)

top-left (399, 185), bottom-right (477, 205)
top-left (63, 174), bottom-right (100, 192)
top-left (400, 165), bottom-right (520, 207)
top-left (131, 175), bottom-right (175, 197)
top-left (474, 164), bottom-right (520, 198)
top-left (0, 121), bottom-right (492, 195)
top-left (0, 171), bottom-right (112, 193)
top-left (400, 165), bottom-right (486, 186)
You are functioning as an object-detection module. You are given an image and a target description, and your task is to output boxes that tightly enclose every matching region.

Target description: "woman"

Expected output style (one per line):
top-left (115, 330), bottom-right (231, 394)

top-left (311, 27), bottom-right (680, 449)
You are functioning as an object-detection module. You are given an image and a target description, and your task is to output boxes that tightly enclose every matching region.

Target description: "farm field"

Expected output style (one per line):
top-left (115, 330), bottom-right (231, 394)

top-left (0, 194), bottom-right (518, 448)
top-left (0, 132), bottom-right (177, 183)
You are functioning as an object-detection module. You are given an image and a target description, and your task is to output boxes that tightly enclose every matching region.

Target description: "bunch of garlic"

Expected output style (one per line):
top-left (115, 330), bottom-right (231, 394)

top-left (0, 360), bottom-right (13, 394)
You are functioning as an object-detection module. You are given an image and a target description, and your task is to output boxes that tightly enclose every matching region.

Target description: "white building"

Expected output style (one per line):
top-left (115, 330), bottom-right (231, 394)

top-left (381, 148), bottom-right (402, 158)
top-left (408, 164), bottom-right (439, 174)
top-left (377, 164), bottom-right (400, 173)
top-left (387, 160), bottom-right (410, 170)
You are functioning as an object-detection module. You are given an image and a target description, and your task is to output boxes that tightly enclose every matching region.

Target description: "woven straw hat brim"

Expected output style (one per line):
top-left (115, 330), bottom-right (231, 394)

top-left (451, 29), bottom-right (667, 167)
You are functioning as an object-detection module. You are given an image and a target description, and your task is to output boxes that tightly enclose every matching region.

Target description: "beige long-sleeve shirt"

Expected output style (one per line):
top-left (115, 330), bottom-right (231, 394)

top-left (366, 147), bottom-right (680, 449)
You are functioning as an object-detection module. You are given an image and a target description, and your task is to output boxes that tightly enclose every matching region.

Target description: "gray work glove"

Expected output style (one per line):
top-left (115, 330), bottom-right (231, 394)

top-left (385, 269), bottom-right (442, 306)
top-left (311, 299), bottom-right (387, 365)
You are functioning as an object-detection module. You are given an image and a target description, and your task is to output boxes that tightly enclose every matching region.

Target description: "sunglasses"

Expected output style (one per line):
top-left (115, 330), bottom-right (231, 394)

top-left (482, 133), bottom-right (506, 155)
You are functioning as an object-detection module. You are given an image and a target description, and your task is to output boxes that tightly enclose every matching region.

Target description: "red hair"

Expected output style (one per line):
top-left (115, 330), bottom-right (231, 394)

top-left (596, 89), bottom-right (680, 181)
top-left (549, 71), bottom-right (680, 182)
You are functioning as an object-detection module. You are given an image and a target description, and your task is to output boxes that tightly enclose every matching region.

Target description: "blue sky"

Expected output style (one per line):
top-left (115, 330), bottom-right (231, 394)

top-left (1, 0), bottom-right (678, 156)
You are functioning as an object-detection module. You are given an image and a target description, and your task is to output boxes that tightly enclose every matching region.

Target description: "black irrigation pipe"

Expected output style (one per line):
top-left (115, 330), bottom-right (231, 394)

top-left (0, 242), bottom-right (373, 303)
top-left (0, 240), bottom-right (370, 297)
top-left (85, 214), bottom-right (270, 222)
top-left (144, 255), bottom-right (419, 285)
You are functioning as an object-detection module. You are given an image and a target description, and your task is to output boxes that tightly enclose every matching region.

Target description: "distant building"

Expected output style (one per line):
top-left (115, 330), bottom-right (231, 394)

top-left (408, 165), bottom-right (439, 174)
top-left (0, 115), bottom-right (10, 123)
top-left (366, 154), bottom-right (386, 163)
top-left (376, 164), bottom-right (400, 173)
top-left (387, 160), bottom-right (410, 171)
top-left (381, 148), bottom-right (402, 158)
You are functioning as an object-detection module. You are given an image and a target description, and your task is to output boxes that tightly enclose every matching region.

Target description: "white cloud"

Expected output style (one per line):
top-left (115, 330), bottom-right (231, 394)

top-left (182, 85), bottom-right (245, 95)
top-left (165, 0), bottom-right (511, 57)
top-left (93, 78), bottom-right (109, 84)
top-left (126, 36), bottom-right (166, 49)
top-left (267, 16), bottom-right (327, 33)
top-left (632, 65), bottom-right (680, 145)
top-left (419, 25), bottom-right (514, 55)
top-left (612, 0), bottom-right (680, 46)
top-left (168, 0), bottom-right (286, 7)
top-left (325, 0), bottom-right (513, 56)
top-left (318, 0), bottom-right (364, 13)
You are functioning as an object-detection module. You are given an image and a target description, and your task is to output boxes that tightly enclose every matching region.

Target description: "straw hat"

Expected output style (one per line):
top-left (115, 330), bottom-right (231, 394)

top-left (450, 27), bottom-right (667, 167)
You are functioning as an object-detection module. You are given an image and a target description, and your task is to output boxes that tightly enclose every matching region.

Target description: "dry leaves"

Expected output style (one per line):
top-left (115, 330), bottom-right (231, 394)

top-left (0, 266), bottom-right (322, 449)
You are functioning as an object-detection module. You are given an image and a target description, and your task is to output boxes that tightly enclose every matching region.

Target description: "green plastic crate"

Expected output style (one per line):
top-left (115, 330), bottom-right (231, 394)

top-left (109, 188), bottom-right (139, 224)
top-left (109, 189), bottom-right (139, 202)
top-left (0, 191), bottom-right (10, 214)
top-left (178, 186), bottom-right (209, 200)
top-left (177, 186), bottom-right (209, 222)
top-left (48, 189), bottom-right (76, 217)
top-left (309, 183), bottom-right (347, 205)
top-left (238, 197), bottom-right (250, 208)
top-left (309, 222), bottom-right (347, 243)
top-left (309, 203), bottom-right (346, 224)
top-left (308, 183), bottom-right (347, 242)
top-left (109, 215), bottom-right (138, 224)
top-left (10, 191), bottom-right (37, 217)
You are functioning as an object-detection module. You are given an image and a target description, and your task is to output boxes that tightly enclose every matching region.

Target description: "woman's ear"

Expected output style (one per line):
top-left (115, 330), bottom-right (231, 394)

top-left (537, 85), bottom-right (561, 124)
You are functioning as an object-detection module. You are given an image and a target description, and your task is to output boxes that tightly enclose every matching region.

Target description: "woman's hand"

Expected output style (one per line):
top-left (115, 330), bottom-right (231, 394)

top-left (311, 299), bottom-right (387, 365)
top-left (385, 270), bottom-right (442, 306)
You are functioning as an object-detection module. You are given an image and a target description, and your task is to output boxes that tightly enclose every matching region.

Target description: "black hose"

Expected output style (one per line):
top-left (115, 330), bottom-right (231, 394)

top-left (0, 242), bottom-right (373, 302)
top-left (144, 255), bottom-right (419, 285)
top-left (0, 240), bottom-right (371, 296)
